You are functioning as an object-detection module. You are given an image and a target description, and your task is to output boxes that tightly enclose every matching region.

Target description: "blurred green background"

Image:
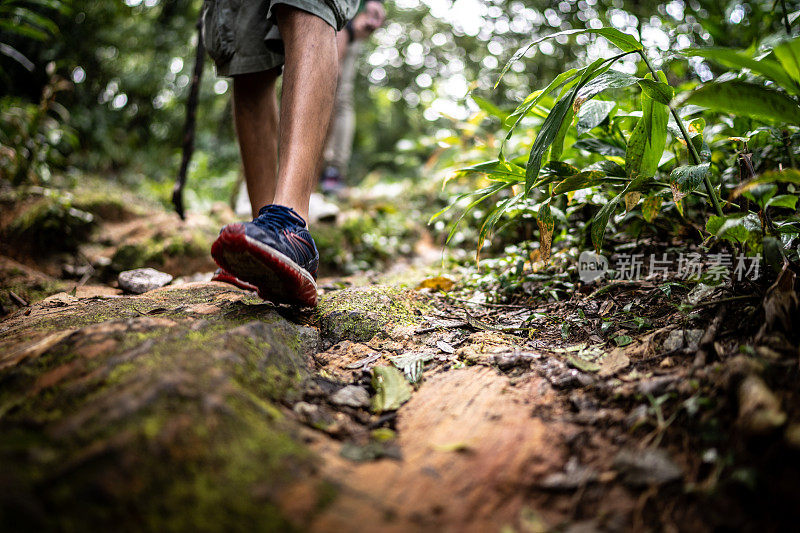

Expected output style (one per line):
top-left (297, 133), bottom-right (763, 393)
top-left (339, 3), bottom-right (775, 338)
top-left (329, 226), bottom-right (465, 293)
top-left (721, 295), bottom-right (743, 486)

top-left (3, 0), bottom-right (790, 212)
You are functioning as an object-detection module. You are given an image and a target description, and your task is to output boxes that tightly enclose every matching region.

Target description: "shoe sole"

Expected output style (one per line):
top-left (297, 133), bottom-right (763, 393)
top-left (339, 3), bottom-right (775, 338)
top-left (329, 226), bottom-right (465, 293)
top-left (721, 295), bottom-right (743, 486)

top-left (210, 223), bottom-right (318, 307)
top-left (211, 270), bottom-right (259, 293)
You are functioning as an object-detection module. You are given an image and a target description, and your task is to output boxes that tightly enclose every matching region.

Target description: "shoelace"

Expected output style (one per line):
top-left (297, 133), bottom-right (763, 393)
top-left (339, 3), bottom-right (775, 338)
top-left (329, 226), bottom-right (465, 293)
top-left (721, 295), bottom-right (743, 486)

top-left (253, 204), bottom-right (306, 233)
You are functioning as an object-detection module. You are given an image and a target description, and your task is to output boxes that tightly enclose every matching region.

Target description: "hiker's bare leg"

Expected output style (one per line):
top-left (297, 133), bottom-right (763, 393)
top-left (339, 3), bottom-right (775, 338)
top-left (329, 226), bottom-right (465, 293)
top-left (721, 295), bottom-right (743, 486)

top-left (272, 5), bottom-right (339, 222)
top-left (233, 68), bottom-right (280, 218)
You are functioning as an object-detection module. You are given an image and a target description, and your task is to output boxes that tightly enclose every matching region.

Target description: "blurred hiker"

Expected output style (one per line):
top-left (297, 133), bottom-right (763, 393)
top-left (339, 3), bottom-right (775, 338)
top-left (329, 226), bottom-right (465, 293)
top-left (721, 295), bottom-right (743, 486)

top-left (204, 0), bottom-right (358, 307)
top-left (319, 0), bottom-right (386, 194)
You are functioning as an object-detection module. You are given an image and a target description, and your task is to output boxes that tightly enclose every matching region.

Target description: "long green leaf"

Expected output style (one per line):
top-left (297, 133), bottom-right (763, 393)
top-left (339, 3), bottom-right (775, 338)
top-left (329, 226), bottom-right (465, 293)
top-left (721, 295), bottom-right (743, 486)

top-left (678, 81), bottom-right (800, 124)
top-left (766, 194), bottom-right (798, 210)
top-left (494, 28), bottom-right (643, 89)
top-left (576, 100), bottom-right (615, 135)
top-left (591, 190), bottom-right (625, 250)
top-left (552, 171), bottom-right (605, 195)
top-left (625, 74), bottom-right (669, 181)
top-left (525, 56), bottom-right (623, 192)
top-left (501, 69), bottom-right (579, 158)
top-left (574, 70), bottom-right (639, 110)
top-left (525, 88), bottom-right (577, 193)
top-left (637, 78), bottom-right (674, 105)
top-left (495, 28), bottom-right (641, 88)
top-left (773, 37), bottom-right (800, 84)
top-left (683, 47), bottom-right (799, 95)
top-left (550, 108), bottom-right (574, 161)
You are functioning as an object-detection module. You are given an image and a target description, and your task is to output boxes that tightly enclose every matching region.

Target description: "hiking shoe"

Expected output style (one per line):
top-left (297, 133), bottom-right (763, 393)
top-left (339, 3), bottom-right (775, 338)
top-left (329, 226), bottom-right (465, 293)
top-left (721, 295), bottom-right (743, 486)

top-left (320, 166), bottom-right (345, 195)
top-left (210, 204), bottom-right (319, 307)
top-left (211, 268), bottom-right (258, 292)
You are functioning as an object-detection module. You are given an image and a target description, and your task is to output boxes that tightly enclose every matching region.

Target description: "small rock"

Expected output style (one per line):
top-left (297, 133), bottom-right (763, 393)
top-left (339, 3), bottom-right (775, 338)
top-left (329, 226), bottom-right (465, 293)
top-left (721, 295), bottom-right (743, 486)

top-left (493, 351), bottom-right (537, 370)
top-left (293, 401), bottom-right (333, 427)
top-left (613, 448), bottom-right (682, 487)
top-left (330, 385), bottom-right (370, 409)
top-left (118, 268), bottom-right (173, 294)
top-left (626, 404), bottom-right (649, 429)
top-left (540, 457), bottom-right (598, 491)
top-left (662, 329), bottom-right (704, 352)
top-left (687, 283), bottom-right (715, 305)
top-left (637, 375), bottom-right (677, 396)
top-left (436, 340), bottom-right (455, 354)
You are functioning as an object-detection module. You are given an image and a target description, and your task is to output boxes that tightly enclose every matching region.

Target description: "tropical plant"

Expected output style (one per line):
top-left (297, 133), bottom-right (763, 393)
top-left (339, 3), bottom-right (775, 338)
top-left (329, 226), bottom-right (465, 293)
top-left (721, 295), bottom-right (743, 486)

top-left (0, 65), bottom-right (77, 184)
top-left (0, 0), bottom-right (67, 74)
top-left (436, 27), bottom-right (800, 266)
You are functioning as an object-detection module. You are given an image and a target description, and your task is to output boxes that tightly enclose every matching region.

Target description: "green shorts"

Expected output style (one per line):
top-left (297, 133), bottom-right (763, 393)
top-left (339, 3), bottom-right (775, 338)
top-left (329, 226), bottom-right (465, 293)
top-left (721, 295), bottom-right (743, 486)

top-left (202, 0), bottom-right (358, 76)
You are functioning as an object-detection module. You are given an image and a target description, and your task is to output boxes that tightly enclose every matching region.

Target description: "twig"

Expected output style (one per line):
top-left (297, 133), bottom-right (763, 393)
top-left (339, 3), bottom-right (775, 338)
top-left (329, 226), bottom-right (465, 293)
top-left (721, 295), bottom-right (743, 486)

top-left (692, 306), bottom-right (727, 368)
top-left (9, 291), bottom-right (28, 307)
top-left (173, 13), bottom-right (205, 220)
top-left (442, 295), bottom-right (529, 309)
top-left (780, 0), bottom-right (792, 35)
top-left (692, 294), bottom-right (759, 308)
top-left (587, 280), bottom-right (641, 299)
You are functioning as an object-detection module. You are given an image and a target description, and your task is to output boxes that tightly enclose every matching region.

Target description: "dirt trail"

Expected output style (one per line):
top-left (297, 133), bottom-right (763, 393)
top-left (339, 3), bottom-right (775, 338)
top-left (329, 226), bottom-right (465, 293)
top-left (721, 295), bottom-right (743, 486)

top-left (2, 191), bottom-right (800, 531)
top-left (307, 367), bottom-right (573, 532)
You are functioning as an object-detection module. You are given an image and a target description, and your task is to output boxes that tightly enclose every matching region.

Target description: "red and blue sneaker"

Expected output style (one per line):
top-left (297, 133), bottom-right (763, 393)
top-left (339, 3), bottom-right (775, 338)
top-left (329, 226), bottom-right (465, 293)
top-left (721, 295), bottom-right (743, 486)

top-left (210, 204), bottom-right (319, 307)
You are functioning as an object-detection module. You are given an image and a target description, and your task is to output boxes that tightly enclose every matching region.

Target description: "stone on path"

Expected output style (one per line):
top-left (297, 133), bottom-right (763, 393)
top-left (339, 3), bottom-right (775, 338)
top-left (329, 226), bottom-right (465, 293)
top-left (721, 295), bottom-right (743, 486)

top-left (118, 267), bottom-right (173, 294)
top-left (330, 385), bottom-right (370, 408)
top-left (613, 448), bottom-right (682, 487)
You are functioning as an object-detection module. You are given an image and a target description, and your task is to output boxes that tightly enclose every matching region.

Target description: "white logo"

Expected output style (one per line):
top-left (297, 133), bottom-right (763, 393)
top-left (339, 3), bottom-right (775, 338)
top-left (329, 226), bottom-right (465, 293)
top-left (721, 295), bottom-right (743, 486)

top-left (579, 251), bottom-right (609, 283)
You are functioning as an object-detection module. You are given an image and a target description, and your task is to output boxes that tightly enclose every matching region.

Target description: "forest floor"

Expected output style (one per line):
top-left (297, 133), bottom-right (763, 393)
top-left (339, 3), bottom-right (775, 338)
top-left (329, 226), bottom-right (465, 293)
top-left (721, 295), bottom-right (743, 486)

top-left (1, 180), bottom-right (799, 532)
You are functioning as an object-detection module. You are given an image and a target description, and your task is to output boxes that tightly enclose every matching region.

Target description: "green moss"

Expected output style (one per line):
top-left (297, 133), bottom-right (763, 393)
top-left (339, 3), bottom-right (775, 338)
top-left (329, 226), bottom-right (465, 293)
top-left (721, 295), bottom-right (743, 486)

top-left (0, 277), bottom-right (68, 312)
top-left (0, 284), bottom-right (324, 531)
top-left (5, 195), bottom-right (95, 253)
top-left (317, 285), bottom-right (427, 342)
top-left (110, 232), bottom-right (212, 272)
top-left (73, 192), bottom-right (140, 222)
top-left (163, 233), bottom-right (208, 257)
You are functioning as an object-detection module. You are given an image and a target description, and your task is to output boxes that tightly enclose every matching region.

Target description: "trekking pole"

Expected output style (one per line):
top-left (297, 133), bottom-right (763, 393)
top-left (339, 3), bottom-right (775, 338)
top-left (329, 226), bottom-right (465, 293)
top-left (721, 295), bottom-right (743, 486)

top-left (173, 12), bottom-right (205, 220)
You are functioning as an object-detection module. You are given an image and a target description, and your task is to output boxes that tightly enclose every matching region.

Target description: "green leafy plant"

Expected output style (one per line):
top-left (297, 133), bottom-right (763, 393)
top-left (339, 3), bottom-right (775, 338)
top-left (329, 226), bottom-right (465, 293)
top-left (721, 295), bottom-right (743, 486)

top-left (0, 0), bottom-right (67, 73)
top-left (436, 28), bottom-right (800, 265)
top-left (0, 65), bottom-right (77, 184)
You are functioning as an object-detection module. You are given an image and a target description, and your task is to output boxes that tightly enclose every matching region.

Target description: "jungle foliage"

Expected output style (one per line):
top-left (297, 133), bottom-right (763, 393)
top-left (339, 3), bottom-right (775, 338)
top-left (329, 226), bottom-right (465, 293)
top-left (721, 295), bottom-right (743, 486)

top-left (435, 1), bottom-right (800, 271)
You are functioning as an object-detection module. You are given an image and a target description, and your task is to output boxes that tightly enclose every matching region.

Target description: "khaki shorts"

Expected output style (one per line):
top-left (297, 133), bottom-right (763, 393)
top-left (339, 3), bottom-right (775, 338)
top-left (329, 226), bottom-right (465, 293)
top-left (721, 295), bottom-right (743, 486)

top-left (202, 0), bottom-right (358, 76)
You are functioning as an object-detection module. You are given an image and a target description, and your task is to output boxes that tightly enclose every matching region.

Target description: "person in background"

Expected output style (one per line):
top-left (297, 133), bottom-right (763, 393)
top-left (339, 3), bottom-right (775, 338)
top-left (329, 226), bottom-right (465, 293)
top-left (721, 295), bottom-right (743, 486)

top-left (319, 0), bottom-right (386, 194)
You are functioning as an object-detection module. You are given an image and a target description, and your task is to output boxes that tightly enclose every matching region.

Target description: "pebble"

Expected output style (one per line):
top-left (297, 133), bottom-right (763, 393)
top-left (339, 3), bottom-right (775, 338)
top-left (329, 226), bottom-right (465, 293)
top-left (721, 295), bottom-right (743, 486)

top-left (613, 448), bottom-right (682, 487)
top-left (118, 268), bottom-right (173, 294)
top-left (330, 385), bottom-right (371, 409)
